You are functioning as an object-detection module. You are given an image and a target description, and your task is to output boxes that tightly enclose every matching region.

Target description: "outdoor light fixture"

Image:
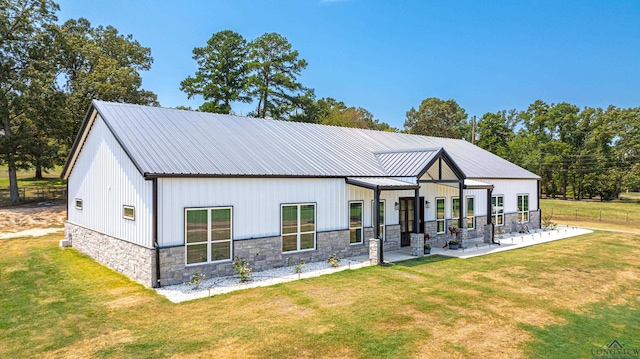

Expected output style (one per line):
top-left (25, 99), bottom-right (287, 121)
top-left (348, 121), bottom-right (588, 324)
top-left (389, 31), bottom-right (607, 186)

top-left (425, 200), bottom-right (430, 208)
top-left (394, 202), bottom-right (399, 210)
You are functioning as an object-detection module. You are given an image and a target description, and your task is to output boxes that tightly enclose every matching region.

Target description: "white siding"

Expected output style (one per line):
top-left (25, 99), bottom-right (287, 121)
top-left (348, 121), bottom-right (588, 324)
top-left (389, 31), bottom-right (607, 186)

top-left (481, 179), bottom-right (539, 214)
top-left (158, 178), bottom-right (416, 247)
top-left (67, 115), bottom-right (153, 247)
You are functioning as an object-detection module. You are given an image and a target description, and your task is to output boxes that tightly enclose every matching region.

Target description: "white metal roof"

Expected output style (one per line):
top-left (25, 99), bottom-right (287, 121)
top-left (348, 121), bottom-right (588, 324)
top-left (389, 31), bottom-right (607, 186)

top-left (62, 101), bottom-right (541, 180)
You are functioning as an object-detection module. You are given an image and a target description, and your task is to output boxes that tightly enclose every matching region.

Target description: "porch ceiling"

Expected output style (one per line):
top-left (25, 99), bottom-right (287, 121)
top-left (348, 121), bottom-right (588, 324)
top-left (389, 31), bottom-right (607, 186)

top-left (346, 177), bottom-right (420, 190)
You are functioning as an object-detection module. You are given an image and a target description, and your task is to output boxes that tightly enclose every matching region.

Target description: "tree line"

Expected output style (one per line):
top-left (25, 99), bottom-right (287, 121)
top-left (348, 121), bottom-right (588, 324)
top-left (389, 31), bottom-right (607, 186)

top-left (2, 1), bottom-right (638, 204)
top-left (1, 0), bottom-right (156, 203)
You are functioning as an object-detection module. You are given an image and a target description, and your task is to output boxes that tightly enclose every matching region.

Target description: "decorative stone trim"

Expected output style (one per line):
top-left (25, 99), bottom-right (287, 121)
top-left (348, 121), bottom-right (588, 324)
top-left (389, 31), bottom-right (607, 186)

top-left (65, 222), bottom-right (155, 287)
top-left (410, 233), bottom-right (424, 257)
top-left (369, 238), bottom-right (379, 265)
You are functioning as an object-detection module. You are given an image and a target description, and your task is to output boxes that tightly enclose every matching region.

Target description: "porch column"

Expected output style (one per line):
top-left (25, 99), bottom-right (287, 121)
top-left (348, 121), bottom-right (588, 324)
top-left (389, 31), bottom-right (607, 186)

top-left (458, 181), bottom-right (464, 229)
top-left (485, 187), bottom-right (494, 243)
top-left (413, 189), bottom-right (420, 233)
top-left (373, 188), bottom-right (383, 264)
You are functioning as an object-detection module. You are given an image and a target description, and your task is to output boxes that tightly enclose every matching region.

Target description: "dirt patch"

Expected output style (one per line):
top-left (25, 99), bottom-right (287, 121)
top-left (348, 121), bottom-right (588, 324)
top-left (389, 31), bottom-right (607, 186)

top-left (0, 200), bottom-right (66, 233)
top-left (42, 329), bottom-right (134, 359)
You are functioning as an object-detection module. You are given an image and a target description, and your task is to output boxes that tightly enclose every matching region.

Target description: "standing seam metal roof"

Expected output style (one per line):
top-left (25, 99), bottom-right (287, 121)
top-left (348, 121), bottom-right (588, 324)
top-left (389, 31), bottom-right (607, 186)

top-left (67, 101), bottom-right (540, 180)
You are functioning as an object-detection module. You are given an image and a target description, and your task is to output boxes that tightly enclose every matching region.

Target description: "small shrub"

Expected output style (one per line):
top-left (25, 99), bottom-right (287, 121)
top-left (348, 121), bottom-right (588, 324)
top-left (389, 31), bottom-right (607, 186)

top-left (542, 215), bottom-right (557, 230)
top-left (188, 272), bottom-right (206, 290)
top-left (233, 256), bottom-right (252, 283)
top-left (326, 253), bottom-right (341, 267)
top-left (287, 257), bottom-right (305, 273)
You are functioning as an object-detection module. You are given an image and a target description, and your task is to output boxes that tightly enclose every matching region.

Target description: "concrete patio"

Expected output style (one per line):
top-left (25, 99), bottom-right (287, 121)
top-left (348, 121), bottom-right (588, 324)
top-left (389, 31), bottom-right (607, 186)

top-left (364, 225), bottom-right (592, 263)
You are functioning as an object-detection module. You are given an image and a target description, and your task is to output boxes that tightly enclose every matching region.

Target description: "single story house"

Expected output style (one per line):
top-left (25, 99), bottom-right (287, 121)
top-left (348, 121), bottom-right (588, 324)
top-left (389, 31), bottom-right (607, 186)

top-left (62, 101), bottom-right (541, 287)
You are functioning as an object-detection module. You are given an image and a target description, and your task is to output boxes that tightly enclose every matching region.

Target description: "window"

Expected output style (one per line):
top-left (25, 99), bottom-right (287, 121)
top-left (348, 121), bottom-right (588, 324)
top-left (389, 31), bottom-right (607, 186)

top-left (452, 197), bottom-right (460, 222)
top-left (436, 198), bottom-right (445, 233)
top-left (282, 203), bottom-right (316, 252)
top-left (349, 202), bottom-right (363, 244)
top-left (75, 198), bottom-right (83, 210)
top-left (185, 207), bottom-right (232, 265)
top-left (466, 197), bottom-right (475, 230)
top-left (123, 205), bottom-right (135, 220)
top-left (518, 194), bottom-right (529, 222)
top-left (491, 196), bottom-right (504, 226)
top-left (371, 200), bottom-right (385, 241)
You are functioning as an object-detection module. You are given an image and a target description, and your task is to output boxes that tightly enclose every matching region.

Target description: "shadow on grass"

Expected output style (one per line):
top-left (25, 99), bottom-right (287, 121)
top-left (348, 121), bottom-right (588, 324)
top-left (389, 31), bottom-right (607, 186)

top-left (390, 255), bottom-right (454, 268)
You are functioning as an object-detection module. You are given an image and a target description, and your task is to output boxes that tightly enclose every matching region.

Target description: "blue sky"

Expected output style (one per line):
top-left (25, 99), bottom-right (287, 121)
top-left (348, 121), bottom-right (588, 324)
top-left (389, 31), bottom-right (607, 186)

top-left (56, 0), bottom-right (640, 129)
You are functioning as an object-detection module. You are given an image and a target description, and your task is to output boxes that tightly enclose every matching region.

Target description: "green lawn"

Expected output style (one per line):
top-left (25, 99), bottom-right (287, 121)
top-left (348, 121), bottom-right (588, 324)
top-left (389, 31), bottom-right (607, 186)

top-left (1, 232), bottom-right (639, 358)
top-left (540, 198), bottom-right (640, 231)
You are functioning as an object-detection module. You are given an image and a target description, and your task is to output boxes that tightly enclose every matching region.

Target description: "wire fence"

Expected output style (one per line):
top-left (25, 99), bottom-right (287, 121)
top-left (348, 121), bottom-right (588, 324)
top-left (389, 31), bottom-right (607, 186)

top-left (546, 205), bottom-right (639, 226)
top-left (0, 186), bottom-right (67, 206)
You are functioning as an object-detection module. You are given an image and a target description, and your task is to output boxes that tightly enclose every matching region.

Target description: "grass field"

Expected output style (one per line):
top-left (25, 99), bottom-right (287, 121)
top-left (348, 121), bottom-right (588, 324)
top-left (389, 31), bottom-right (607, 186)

top-left (0, 166), bottom-right (65, 205)
top-left (540, 198), bottom-right (640, 232)
top-left (1, 232), bottom-right (639, 358)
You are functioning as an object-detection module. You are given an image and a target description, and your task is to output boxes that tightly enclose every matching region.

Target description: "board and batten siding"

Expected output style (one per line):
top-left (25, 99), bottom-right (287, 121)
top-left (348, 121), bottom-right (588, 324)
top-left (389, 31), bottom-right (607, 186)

top-left (157, 178), bottom-right (413, 247)
top-left (67, 114), bottom-right (153, 247)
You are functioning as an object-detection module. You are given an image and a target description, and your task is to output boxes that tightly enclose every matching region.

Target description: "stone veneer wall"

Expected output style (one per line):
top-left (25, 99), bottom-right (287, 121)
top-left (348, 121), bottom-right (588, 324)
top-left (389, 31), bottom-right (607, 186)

top-left (529, 210), bottom-right (541, 229)
top-left (159, 225), bottom-right (400, 286)
top-left (65, 222), bottom-right (155, 287)
top-left (64, 222), bottom-right (414, 287)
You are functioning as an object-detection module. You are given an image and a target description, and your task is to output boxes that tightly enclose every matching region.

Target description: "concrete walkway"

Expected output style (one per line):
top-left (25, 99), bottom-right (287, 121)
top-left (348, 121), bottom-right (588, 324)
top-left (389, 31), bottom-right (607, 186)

top-left (357, 226), bottom-right (592, 263)
top-left (0, 227), bottom-right (64, 240)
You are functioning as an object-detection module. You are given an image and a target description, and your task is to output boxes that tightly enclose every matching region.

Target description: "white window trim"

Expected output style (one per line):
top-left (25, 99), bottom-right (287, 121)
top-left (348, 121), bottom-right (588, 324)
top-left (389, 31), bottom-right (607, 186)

top-left (75, 198), bottom-right (83, 210)
top-left (466, 196), bottom-right (475, 230)
top-left (452, 197), bottom-right (460, 221)
top-left (281, 203), bottom-right (316, 253)
top-left (123, 205), bottom-right (135, 220)
top-left (371, 199), bottom-right (386, 241)
top-left (184, 206), bottom-right (233, 266)
top-left (517, 194), bottom-right (530, 223)
top-left (349, 201), bottom-right (364, 245)
top-left (436, 197), bottom-right (446, 234)
top-left (492, 195), bottom-right (504, 227)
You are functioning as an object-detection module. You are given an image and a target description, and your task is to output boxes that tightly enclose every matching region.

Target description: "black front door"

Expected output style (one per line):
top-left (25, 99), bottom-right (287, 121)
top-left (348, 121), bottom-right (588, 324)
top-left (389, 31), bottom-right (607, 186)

top-left (399, 197), bottom-right (424, 247)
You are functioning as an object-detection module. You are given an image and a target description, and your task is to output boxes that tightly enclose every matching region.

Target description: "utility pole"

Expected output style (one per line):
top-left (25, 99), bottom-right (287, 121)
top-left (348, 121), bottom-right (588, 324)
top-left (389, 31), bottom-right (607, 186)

top-left (471, 115), bottom-right (476, 144)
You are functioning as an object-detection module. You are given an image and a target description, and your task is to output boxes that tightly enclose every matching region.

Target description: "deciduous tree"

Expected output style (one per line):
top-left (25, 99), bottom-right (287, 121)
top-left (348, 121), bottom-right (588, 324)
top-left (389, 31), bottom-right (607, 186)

top-left (404, 97), bottom-right (469, 139)
top-left (180, 30), bottom-right (250, 114)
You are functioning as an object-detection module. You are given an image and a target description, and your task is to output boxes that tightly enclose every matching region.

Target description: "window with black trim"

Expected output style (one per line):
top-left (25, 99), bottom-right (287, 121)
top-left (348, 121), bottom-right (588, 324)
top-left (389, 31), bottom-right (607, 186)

top-left (282, 203), bottom-right (316, 252)
top-left (123, 205), bottom-right (135, 220)
top-left (185, 207), bottom-right (232, 265)
top-left (349, 201), bottom-right (363, 244)
top-left (75, 199), bottom-right (83, 210)
top-left (517, 194), bottom-right (529, 222)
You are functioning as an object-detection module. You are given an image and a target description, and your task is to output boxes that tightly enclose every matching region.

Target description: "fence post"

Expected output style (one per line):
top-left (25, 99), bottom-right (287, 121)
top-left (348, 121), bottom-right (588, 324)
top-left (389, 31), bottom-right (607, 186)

top-left (551, 206), bottom-right (553, 215)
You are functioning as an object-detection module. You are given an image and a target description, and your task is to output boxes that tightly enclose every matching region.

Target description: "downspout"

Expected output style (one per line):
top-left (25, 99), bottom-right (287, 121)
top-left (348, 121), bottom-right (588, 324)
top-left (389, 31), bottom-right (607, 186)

top-left (537, 179), bottom-right (542, 229)
top-left (413, 189), bottom-right (419, 233)
top-left (152, 178), bottom-right (161, 288)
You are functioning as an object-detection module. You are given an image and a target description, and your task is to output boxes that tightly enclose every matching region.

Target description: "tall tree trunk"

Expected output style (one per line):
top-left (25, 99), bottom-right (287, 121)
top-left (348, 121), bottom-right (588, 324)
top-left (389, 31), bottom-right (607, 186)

top-left (2, 110), bottom-right (21, 203)
top-left (35, 163), bottom-right (43, 179)
top-left (8, 158), bottom-right (20, 203)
